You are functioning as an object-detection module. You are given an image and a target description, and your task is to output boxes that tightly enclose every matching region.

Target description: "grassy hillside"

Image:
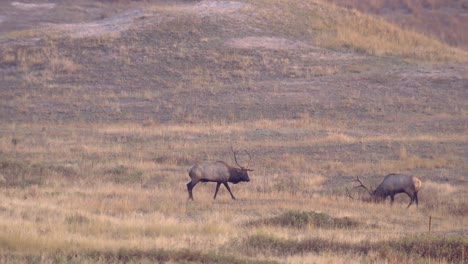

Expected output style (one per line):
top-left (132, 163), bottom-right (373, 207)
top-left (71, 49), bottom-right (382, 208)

top-left (0, 0), bottom-right (467, 263)
top-left (328, 0), bottom-right (468, 50)
top-left (244, 0), bottom-right (468, 62)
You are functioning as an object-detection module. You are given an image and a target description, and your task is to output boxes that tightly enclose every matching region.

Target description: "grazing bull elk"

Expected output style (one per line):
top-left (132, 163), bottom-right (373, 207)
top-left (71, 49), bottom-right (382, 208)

top-left (347, 174), bottom-right (422, 208)
top-left (187, 147), bottom-right (253, 200)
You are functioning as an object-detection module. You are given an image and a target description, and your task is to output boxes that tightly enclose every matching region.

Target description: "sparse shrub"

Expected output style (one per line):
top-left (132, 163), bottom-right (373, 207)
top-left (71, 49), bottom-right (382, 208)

top-left (0, 158), bottom-right (83, 187)
top-left (272, 176), bottom-right (304, 196)
top-left (105, 165), bottom-right (143, 184)
top-left (32, 163), bottom-right (79, 179)
top-left (65, 213), bottom-right (92, 234)
top-left (50, 164), bottom-right (79, 178)
top-left (0, 159), bottom-right (44, 187)
top-left (65, 213), bottom-right (90, 225)
top-left (239, 232), bottom-right (293, 255)
top-left (238, 232), bottom-right (348, 257)
top-left (249, 210), bottom-right (360, 229)
top-left (105, 165), bottom-right (128, 176)
top-left (0, 48), bottom-right (17, 65)
top-left (153, 154), bottom-right (192, 166)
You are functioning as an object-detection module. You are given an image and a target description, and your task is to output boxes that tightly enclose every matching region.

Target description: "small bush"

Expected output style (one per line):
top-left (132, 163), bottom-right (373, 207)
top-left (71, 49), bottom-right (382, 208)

top-left (249, 210), bottom-right (360, 229)
top-left (104, 165), bottom-right (143, 184)
top-left (65, 213), bottom-right (90, 225)
top-left (0, 159), bottom-right (44, 187)
top-left (238, 232), bottom-right (350, 256)
top-left (104, 165), bottom-right (128, 176)
top-left (153, 154), bottom-right (192, 166)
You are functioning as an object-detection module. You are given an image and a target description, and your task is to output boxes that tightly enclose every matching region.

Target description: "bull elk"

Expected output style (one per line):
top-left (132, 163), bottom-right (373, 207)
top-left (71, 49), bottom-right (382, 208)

top-left (187, 147), bottom-right (253, 200)
top-left (347, 174), bottom-right (422, 208)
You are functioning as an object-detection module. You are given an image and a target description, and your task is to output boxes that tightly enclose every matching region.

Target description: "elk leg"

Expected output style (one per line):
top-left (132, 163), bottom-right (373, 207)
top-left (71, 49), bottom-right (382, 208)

top-left (414, 192), bottom-right (419, 207)
top-left (406, 199), bottom-right (414, 208)
top-left (390, 195), bottom-right (395, 206)
top-left (187, 181), bottom-right (198, 201)
top-left (213, 182), bottom-right (222, 199)
top-left (223, 182), bottom-right (236, 200)
top-left (406, 192), bottom-right (415, 208)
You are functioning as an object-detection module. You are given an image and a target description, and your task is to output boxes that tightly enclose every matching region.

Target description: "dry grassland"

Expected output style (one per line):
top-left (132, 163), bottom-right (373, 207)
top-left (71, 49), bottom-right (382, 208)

top-left (0, 0), bottom-right (467, 263)
top-left (0, 120), bottom-right (466, 263)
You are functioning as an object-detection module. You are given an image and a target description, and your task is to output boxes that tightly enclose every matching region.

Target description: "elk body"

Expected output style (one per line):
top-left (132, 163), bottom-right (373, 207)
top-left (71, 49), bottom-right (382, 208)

top-left (187, 148), bottom-right (252, 200)
top-left (348, 174), bottom-right (422, 208)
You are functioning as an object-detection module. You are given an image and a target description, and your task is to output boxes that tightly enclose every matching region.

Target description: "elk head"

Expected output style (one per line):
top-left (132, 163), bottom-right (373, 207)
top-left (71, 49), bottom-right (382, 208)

top-left (231, 146), bottom-right (253, 182)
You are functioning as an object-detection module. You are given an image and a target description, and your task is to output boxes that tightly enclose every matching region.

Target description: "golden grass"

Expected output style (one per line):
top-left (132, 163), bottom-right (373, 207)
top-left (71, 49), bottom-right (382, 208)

top-left (328, 0), bottom-right (468, 50)
top-left (2, 121), bottom-right (466, 175)
top-left (0, 43), bottom-right (81, 83)
top-left (1, 120), bottom-right (466, 212)
top-left (319, 9), bottom-right (468, 63)
top-left (246, 0), bottom-right (468, 63)
top-left (0, 179), bottom-right (465, 263)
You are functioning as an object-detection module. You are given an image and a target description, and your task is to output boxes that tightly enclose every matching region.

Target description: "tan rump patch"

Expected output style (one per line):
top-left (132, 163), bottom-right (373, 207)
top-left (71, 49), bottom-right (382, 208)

top-left (414, 177), bottom-right (422, 191)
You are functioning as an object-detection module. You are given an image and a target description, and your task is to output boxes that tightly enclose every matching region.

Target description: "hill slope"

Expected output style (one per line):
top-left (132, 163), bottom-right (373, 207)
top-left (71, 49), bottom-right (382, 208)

top-left (0, 0), bottom-right (467, 126)
top-left (328, 0), bottom-right (468, 50)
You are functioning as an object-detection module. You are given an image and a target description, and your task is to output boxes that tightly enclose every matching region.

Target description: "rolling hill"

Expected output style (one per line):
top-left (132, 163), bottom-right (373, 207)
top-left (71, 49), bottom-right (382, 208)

top-left (0, 0), bottom-right (467, 263)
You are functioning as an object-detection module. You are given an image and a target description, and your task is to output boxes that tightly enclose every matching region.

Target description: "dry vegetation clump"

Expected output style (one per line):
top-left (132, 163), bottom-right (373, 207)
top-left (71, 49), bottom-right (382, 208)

top-left (0, 158), bottom-right (80, 187)
top-left (248, 210), bottom-right (360, 229)
top-left (1, 44), bottom-right (79, 73)
top-left (419, 181), bottom-right (468, 216)
top-left (0, 41), bottom-right (80, 86)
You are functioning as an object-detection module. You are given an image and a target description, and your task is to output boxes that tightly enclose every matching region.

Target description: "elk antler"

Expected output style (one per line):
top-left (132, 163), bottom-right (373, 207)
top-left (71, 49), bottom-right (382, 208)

top-left (231, 146), bottom-right (254, 171)
top-left (346, 187), bottom-right (355, 199)
top-left (231, 146), bottom-right (242, 168)
top-left (352, 176), bottom-right (373, 196)
top-left (244, 149), bottom-right (253, 171)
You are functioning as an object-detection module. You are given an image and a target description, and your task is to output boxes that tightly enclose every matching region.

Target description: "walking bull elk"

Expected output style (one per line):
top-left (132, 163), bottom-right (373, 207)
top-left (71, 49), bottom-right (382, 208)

top-left (347, 174), bottom-right (422, 208)
top-left (187, 147), bottom-right (253, 200)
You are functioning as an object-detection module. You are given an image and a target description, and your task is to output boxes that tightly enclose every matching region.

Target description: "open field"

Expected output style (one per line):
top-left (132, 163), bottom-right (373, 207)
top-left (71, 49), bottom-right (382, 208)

top-left (0, 0), bottom-right (467, 263)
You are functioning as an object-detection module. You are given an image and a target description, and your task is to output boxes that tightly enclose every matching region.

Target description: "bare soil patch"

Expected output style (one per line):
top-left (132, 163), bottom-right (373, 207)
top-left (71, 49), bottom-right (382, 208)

top-left (11, 2), bottom-right (56, 10)
top-left (227, 36), bottom-right (313, 51)
top-left (193, 0), bottom-right (249, 14)
top-left (45, 10), bottom-right (148, 38)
